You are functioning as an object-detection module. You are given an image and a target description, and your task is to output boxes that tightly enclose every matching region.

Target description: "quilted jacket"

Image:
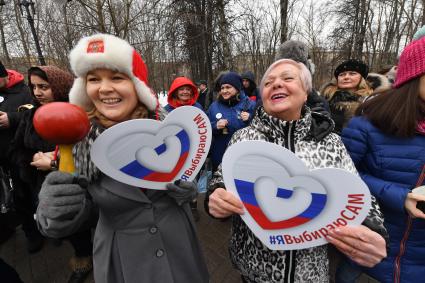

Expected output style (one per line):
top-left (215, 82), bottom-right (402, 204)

top-left (342, 116), bottom-right (425, 283)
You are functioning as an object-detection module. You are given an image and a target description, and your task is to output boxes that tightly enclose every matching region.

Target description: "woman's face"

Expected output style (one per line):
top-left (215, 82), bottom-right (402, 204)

top-left (262, 63), bottom-right (307, 121)
top-left (176, 85), bottom-right (193, 103)
top-left (86, 68), bottom-right (138, 123)
top-left (220, 84), bottom-right (238, 100)
top-left (30, 75), bottom-right (54, 105)
top-left (337, 71), bottom-right (362, 91)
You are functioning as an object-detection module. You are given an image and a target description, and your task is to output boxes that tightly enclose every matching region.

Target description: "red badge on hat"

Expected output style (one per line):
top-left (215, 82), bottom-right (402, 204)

top-left (87, 40), bottom-right (104, 53)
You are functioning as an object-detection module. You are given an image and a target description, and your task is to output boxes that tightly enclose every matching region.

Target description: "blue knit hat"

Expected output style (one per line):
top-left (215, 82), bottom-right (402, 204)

top-left (219, 72), bottom-right (242, 91)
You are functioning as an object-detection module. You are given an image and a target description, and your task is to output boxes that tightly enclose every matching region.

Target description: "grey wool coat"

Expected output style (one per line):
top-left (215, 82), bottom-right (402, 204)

top-left (94, 176), bottom-right (209, 283)
top-left (37, 122), bottom-right (209, 283)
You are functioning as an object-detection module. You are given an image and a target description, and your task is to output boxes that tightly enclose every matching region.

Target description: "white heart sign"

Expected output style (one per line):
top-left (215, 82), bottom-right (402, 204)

top-left (91, 106), bottom-right (212, 190)
top-left (222, 140), bottom-right (371, 250)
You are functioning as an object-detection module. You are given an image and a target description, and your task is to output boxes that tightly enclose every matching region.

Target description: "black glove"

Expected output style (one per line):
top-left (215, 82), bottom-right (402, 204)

top-left (38, 171), bottom-right (88, 220)
top-left (166, 180), bottom-right (198, 206)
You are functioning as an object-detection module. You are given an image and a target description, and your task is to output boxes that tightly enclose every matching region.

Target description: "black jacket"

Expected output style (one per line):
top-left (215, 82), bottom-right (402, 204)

top-left (241, 71), bottom-right (260, 102)
top-left (0, 74), bottom-right (32, 165)
top-left (197, 88), bottom-right (212, 110)
top-left (8, 107), bottom-right (54, 190)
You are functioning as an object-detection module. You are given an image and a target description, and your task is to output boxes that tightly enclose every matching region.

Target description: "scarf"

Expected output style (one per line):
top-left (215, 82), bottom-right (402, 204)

top-left (73, 121), bottom-right (105, 183)
top-left (218, 93), bottom-right (240, 107)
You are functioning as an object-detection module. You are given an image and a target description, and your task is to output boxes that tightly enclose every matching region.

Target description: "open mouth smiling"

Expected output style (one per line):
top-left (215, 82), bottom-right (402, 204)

top-left (271, 93), bottom-right (288, 101)
top-left (102, 98), bottom-right (122, 104)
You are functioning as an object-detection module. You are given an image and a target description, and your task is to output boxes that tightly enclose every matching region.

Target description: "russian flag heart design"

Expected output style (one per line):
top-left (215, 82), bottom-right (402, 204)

top-left (91, 106), bottom-right (212, 190)
top-left (222, 140), bottom-right (371, 250)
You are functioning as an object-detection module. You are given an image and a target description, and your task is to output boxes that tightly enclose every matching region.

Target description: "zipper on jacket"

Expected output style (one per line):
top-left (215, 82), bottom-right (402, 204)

top-left (283, 121), bottom-right (297, 283)
top-left (393, 164), bottom-right (425, 283)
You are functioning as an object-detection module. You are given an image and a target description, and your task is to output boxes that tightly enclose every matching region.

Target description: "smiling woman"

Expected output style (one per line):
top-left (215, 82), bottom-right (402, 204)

top-left (35, 33), bottom-right (209, 283)
top-left (205, 58), bottom-right (389, 283)
top-left (321, 59), bottom-right (373, 134)
top-left (207, 72), bottom-right (256, 171)
top-left (164, 76), bottom-right (202, 113)
top-left (86, 69), bottom-right (139, 124)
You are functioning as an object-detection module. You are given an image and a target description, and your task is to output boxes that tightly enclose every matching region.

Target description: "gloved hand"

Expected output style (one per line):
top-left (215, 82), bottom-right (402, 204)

top-left (38, 171), bottom-right (88, 220)
top-left (166, 180), bottom-right (198, 206)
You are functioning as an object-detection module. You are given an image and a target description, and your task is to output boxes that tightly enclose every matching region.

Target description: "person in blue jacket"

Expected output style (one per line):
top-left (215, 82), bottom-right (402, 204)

top-left (207, 72), bottom-right (255, 171)
top-left (340, 26), bottom-right (425, 283)
top-left (164, 76), bottom-right (203, 113)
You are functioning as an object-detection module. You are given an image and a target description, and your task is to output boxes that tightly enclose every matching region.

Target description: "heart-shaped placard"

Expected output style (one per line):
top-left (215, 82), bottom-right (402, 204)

top-left (91, 106), bottom-right (212, 190)
top-left (222, 140), bottom-right (371, 250)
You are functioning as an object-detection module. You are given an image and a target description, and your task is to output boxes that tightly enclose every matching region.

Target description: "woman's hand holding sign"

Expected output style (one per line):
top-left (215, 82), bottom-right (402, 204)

top-left (209, 188), bottom-right (244, 218)
top-left (327, 225), bottom-right (386, 267)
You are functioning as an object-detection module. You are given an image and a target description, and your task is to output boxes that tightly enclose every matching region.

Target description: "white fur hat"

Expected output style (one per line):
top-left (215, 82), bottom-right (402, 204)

top-left (68, 33), bottom-right (158, 111)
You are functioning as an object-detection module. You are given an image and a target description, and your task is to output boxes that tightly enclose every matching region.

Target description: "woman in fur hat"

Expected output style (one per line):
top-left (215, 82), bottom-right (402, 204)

top-left (35, 34), bottom-right (209, 283)
top-left (321, 59), bottom-right (373, 134)
top-left (340, 26), bottom-right (425, 283)
top-left (8, 66), bottom-right (94, 283)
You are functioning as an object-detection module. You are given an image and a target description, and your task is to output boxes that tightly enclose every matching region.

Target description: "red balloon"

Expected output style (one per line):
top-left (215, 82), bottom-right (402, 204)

top-left (33, 102), bottom-right (90, 144)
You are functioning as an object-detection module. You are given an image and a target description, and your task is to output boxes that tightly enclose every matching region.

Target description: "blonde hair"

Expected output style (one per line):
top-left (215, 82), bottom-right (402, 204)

top-left (88, 102), bottom-right (148, 128)
top-left (322, 77), bottom-right (373, 100)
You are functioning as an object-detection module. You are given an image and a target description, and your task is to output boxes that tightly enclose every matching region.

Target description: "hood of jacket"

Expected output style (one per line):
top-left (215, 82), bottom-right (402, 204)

top-left (366, 72), bottom-right (392, 93)
top-left (241, 71), bottom-right (256, 85)
top-left (5, 70), bottom-right (24, 89)
top-left (167, 77), bottom-right (199, 108)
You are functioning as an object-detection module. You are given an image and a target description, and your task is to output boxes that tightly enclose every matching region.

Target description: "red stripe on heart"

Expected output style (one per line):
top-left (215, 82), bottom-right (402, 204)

top-left (142, 151), bottom-right (189, 182)
top-left (244, 203), bottom-right (311, 230)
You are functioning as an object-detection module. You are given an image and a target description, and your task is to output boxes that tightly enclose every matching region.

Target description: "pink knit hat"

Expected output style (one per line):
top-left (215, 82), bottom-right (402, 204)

top-left (393, 27), bottom-right (425, 88)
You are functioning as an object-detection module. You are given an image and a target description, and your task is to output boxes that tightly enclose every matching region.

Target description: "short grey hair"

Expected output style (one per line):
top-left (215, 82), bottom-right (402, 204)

top-left (260, 59), bottom-right (312, 95)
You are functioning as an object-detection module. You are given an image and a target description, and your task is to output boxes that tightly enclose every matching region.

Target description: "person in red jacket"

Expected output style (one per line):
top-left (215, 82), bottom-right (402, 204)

top-left (164, 76), bottom-right (203, 113)
top-left (164, 76), bottom-right (204, 220)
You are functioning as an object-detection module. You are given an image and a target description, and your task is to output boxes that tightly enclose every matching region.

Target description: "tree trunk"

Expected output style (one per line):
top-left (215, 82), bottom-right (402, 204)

top-left (280, 0), bottom-right (289, 43)
top-left (0, 15), bottom-right (10, 63)
top-left (216, 0), bottom-right (232, 70)
top-left (422, 0), bottom-right (425, 25)
top-left (13, 0), bottom-right (31, 65)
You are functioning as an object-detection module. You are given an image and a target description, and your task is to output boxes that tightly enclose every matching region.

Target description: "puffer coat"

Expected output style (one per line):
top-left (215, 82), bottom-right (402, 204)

top-left (342, 116), bottom-right (425, 283)
top-left (207, 92), bottom-right (255, 169)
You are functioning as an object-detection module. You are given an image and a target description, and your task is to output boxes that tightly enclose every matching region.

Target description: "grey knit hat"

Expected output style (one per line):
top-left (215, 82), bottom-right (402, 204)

top-left (275, 40), bottom-right (315, 75)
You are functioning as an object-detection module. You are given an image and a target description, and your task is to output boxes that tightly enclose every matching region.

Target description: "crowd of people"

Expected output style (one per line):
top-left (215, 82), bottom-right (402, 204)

top-left (0, 25), bottom-right (424, 283)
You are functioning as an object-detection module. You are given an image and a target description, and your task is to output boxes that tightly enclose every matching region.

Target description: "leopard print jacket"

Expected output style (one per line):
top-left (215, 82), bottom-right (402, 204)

top-left (206, 106), bottom-right (387, 283)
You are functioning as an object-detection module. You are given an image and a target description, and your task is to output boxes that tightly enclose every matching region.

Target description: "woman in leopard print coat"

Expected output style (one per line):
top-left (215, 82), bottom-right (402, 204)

top-left (205, 59), bottom-right (388, 282)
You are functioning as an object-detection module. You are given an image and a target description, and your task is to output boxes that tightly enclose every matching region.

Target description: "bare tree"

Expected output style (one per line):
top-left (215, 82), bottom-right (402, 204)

top-left (280, 0), bottom-right (289, 43)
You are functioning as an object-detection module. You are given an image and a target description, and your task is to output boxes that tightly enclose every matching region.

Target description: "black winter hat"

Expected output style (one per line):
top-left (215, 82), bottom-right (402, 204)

top-left (0, 61), bottom-right (7, 78)
top-left (334, 59), bottom-right (369, 79)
